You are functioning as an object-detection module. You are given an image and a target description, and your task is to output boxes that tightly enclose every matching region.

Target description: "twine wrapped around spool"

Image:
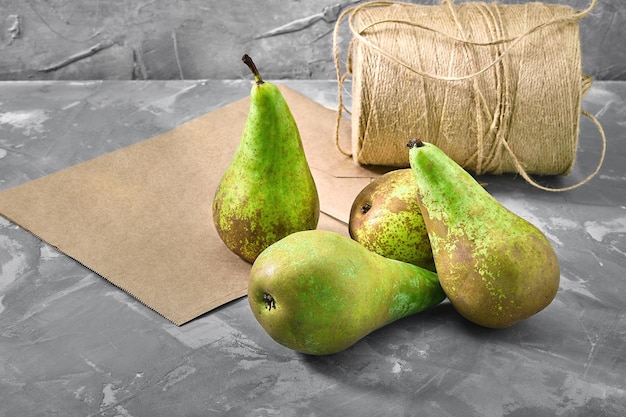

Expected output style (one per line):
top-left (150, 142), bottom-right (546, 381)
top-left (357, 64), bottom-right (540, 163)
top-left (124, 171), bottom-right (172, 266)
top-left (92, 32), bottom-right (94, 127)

top-left (333, 0), bottom-right (606, 191)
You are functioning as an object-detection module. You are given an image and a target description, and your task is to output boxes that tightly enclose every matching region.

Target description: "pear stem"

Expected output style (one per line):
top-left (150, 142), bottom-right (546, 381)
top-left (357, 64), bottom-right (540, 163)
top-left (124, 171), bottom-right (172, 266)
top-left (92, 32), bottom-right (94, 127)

top-left (406, 138), bottom-right (425, 148)
top-left (242, 54), bottom-right (264, 85)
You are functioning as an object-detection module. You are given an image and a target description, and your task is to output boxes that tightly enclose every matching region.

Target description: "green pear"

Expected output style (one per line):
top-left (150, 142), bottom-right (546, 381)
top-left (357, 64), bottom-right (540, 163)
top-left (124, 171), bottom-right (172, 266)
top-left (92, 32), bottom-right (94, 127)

top-left (349, 169), bottom-right (435, 271)
top-left (213, 55), bottom-right (319, 263)
top-left (407, 139), bottom-right (560, 328)
top-left (248, 230), bottom-right (445, 355)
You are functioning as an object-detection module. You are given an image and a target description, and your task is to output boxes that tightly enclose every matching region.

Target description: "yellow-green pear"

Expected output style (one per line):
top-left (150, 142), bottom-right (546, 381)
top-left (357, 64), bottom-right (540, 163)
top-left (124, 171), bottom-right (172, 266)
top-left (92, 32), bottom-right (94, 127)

top-left (248, 230), bottom-right (445, 355)
top-left (349, 169), bottom-right (435, 271)
top-left (407, 139), bottom-right (560, 328)
top-left (212, 55), bottom-right (319, 263)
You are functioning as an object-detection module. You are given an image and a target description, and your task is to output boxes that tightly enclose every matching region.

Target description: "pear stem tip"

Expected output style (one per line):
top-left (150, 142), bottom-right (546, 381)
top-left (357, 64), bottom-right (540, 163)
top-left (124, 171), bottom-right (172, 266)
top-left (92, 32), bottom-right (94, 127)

top-left (242, 54), bottom-right (264, 85)
top-left (406, 138), bottom-right (424, 148)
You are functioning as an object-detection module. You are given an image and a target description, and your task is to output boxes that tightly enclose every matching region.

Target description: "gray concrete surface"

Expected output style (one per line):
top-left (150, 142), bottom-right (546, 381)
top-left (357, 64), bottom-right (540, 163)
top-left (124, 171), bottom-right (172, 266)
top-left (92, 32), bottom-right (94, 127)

top-left (0, 79), bottom-right (625, 416)
top-left (0, 0), bottom-right (624, 81)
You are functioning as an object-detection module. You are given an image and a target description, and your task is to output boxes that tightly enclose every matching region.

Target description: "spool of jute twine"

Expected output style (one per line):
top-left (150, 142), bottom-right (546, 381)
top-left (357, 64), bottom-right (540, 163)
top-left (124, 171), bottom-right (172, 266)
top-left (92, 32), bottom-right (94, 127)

top-left (333, 0), bottom-right (606, 191)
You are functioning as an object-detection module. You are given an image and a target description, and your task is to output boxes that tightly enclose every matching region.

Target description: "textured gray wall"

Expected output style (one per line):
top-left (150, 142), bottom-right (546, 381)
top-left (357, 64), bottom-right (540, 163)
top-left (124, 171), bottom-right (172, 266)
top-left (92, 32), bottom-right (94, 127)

top-left (0, 0), bottom-right (623, 81)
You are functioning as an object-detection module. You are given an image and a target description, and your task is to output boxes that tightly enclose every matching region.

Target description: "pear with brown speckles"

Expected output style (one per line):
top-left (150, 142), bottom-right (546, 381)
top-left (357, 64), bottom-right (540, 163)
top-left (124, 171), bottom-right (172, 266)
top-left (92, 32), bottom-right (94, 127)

top-left (248, 230), bottom-right (445, 355)
top-left (407, 139), bottom-right (560, 328)
top-left (212, 55), bottom-right (319, 263)
top-left (349, 169), bottom-right (435, 271)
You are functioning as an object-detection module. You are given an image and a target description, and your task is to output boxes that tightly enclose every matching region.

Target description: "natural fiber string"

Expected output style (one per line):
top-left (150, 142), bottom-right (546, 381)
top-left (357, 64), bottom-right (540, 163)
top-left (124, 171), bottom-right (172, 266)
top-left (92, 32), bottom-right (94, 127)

top-left (333, 0), bottom-right (605, 190)
top-left (333, 0), bottom-right (606, 192)
top-left (334, 7), bottom-right (357, 157)
top-left (349, 0), bottom-right (597, 79)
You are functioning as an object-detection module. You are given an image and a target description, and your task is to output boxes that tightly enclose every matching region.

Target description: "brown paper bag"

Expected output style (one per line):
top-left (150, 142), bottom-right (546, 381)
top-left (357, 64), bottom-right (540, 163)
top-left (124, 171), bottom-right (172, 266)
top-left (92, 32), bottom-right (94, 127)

top-left (0, 86), bottom-right (385, 325)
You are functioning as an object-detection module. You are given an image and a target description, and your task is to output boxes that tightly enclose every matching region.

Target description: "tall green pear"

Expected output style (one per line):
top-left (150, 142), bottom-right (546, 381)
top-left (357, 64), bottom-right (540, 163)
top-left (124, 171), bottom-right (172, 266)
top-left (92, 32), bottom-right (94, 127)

top-left (248, 230), bottom-right (445, 355)
top-left (349, 169), bottom-right (435, 271)
top-left (407, 139), bottom-right (560, 328)
top-left (213, 55), bottom-right (319, 263)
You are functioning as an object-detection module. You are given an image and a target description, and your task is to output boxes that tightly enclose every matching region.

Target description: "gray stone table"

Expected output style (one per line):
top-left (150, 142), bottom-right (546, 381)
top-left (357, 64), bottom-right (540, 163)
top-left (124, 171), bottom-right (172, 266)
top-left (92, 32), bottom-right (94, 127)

top-left (1, 80), bottom-right (625, 416)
